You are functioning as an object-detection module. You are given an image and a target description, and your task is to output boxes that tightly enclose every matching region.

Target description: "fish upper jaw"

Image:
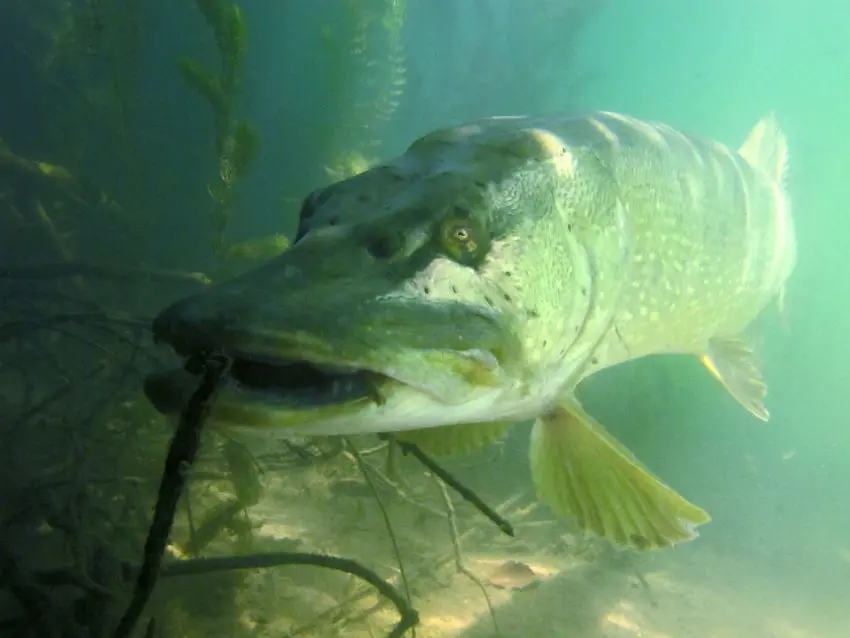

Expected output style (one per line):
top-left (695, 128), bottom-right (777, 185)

top-left (145, 280), bottom-right (524, 426)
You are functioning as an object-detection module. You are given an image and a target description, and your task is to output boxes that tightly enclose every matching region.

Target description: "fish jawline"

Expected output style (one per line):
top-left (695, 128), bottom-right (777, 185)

top-left (224, 356), bottom-right (387, 408)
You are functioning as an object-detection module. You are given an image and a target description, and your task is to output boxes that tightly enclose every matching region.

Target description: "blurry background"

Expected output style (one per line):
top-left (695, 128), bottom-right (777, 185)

top-left (0, 0), bottom-right (847, 636)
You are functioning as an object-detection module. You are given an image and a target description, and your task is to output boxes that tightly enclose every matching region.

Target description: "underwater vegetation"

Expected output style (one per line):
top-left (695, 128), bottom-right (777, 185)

top-left (0, 2), bottom-right (689, 638)
top-left (315, 0), bottom-right (407, 182)
top-left (5, 0), bottom-right (144, 195)
top-left (177, 0), bottom-right (286, 263)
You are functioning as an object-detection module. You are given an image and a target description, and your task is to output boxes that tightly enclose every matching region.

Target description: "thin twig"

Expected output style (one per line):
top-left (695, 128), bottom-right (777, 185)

top-left (435, 477), bottom-right (500, 636)
top-left (111, 352), bottom-right (229, 638)
top-left (345, 441), bottom-right (417, 637)
top-left (359, 442), bottom-right (389, 456)
top-left (286, 465), bottom-right (523, 634)
top-left (0, 545), bottom-right (61, 638)
top-left (351, 453), bottom-right (445, 518)
top-left (390, 437), bottom-right (514, 536)
top-left (184, 487), bottom-right (197, 558)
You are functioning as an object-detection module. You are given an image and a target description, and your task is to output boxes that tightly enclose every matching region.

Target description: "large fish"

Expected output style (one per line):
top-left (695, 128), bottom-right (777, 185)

top-left (145, 111), bottom-right (796, 550)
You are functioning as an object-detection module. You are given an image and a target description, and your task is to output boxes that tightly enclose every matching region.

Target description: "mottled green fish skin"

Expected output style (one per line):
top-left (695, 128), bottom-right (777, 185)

top-left (148, 110), bottom-right (794, 437)
top-left (384, 110), bottom-right (795, 409)
top-left (146, 110), bottom-right (795, 550)
top-left (520, 111), bottom-right (795, 383)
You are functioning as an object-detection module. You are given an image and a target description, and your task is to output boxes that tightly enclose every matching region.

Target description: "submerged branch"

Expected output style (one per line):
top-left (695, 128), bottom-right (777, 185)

top-left (435, 477), bottom-right (500, 635)
top-left (389, 436), bottom-right (515, 537)
top-left (345, 441), bottom-right (416, 636)
top-left (111, 352), bottom-right (230, 638)
top-left (160, 552), bottom-right (419, 638)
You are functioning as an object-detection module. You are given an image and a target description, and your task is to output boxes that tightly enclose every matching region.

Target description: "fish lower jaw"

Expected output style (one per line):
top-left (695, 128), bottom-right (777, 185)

top-left (230, 356), bottom-right (391, 407)
top-left (142, 352), bottom-right (390, 415)
top-left (148, 346), bottom-right (544, 435)
top-left (285, 388), bottom-right (550, 438)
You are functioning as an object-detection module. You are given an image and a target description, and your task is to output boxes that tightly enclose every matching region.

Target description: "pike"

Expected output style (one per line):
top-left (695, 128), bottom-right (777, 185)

top-left (145, 111), bottom-right (795, 550)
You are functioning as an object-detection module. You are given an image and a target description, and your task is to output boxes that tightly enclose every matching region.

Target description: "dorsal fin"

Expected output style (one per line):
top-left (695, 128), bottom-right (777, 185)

top-left (738, 113), bottom-right (789, 185)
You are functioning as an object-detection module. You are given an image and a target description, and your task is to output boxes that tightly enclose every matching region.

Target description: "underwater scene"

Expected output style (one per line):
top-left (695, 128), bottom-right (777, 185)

top-left (1, 0), bottom-right (848, 636)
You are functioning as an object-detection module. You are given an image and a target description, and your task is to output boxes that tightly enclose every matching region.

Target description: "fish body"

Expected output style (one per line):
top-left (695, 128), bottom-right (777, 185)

top-left (146, 111), bottom-right (795, 550)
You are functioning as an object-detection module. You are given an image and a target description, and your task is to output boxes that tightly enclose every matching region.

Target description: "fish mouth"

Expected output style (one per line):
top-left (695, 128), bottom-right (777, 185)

top-left (221, 356), bottom-right (386, 407)
top-left (144, 348), bottom-right (391, 417)
top-left (144, 282), bottom-right (519, 428)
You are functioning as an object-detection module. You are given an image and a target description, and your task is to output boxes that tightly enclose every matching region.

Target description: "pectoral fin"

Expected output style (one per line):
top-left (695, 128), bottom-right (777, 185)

top-left (393, 421), bottom-right (511, 456)
top-left (529, 398), bottom-right (710, 551)
top-left (701, 335), bottom-right (768, 421)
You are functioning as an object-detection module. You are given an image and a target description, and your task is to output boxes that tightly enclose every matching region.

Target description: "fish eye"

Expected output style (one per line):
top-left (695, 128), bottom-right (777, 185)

top-left (453, 227), bottom-right (470, 242)
top-left (438, 213), bottom-right (490, 267)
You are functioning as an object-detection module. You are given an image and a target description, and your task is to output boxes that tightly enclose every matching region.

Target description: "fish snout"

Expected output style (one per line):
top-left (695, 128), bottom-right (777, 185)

top-left (152, 291), bottom-right (245, 357)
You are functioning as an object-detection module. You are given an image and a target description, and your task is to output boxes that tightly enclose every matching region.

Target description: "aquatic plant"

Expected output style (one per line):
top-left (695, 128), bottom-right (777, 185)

top-left (0, 2), bottom-right (629, 636)
top-left (177, 0), bottom-right (279, 261)
top-left (7, 0), bottom-right (143, 188)
top-left (0, 136), bottom-right (127, 272)
top-left (314, 0), bottom-right (408, 182)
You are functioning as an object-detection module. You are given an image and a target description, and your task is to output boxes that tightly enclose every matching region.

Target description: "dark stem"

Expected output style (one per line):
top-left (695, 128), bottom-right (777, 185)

top-left (111, 352), bottom-right (229, 638)
top-left (390, 437), bottom-right (515, 537)
top-left (160, 552), bottom-right (419, 638)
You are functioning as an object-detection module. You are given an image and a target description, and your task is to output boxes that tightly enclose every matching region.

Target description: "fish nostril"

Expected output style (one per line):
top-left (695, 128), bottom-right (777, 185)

top-left (151, 294), bottom-right (226, 355)
top-left (365, 231), bottom-right (404, 260)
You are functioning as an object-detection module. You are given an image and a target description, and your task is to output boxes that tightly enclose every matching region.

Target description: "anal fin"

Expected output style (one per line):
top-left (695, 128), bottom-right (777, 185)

top-left (394, 421), bottom-right (511, 457)
top-left (530, 399), bottom-right (710, 551)
top-left (701, 335), bottom-right (769, 421)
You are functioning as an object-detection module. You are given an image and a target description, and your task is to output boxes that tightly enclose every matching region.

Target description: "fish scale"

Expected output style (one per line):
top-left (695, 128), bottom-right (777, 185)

top-left (551, 113), bottom-right (794, 371)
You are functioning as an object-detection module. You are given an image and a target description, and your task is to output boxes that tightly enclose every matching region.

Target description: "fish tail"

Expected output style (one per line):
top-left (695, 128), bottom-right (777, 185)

top-left (740, 114), bottom-right (796, 320)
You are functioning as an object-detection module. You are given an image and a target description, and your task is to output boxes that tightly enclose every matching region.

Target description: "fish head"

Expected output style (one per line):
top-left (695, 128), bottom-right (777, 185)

top-left (145, 121), bottom-right (607, 435)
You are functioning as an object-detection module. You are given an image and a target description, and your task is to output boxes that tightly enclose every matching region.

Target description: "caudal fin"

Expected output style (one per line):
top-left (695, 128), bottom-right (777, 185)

top-left (738, 113), bottom-right (789, 185)
top-left (739, 113), bottom-right (795, 324)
